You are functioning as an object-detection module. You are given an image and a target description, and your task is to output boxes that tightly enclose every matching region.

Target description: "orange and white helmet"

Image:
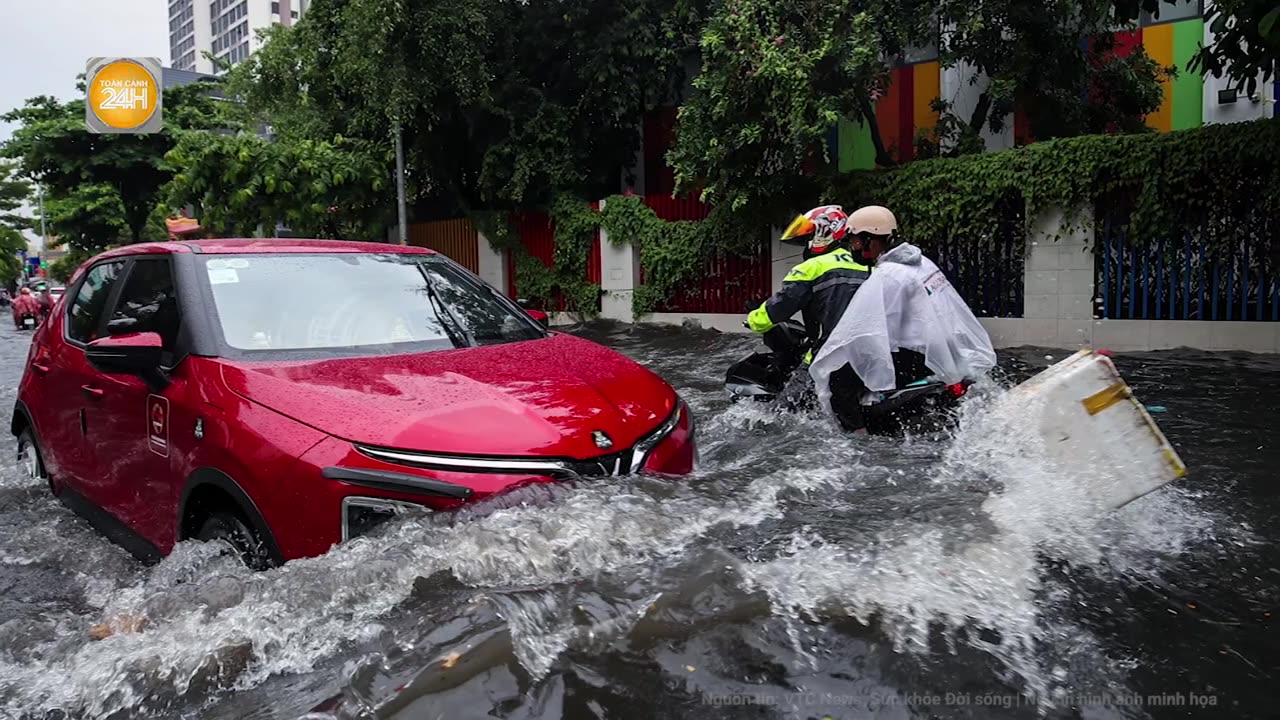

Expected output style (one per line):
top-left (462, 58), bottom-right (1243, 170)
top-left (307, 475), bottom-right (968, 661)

top-left (780, 205), bottom-right (849, 252)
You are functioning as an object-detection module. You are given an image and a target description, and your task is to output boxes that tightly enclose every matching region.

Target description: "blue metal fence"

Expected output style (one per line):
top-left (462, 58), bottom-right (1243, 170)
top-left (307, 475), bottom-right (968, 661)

top-left (1096, 214), bottom-right (1279, 321)
top-left (922, 199), bottom-right (1025, 318)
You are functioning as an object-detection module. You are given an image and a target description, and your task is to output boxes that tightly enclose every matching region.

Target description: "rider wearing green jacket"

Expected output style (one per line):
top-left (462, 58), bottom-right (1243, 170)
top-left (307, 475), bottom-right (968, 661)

top-left (746, 205), bottom-right (871, 364)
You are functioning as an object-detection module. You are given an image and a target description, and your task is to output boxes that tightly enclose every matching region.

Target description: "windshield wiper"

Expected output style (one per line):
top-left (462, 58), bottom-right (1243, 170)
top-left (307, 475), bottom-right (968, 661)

top-left (418, 268), bottom-right (475, 348)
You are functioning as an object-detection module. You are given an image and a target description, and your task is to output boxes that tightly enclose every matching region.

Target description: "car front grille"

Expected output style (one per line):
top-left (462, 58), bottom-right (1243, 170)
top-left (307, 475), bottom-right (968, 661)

top-left (354, 444), bottom-right (635, 479)
top-left (352, 403), bottom-right (683, 481)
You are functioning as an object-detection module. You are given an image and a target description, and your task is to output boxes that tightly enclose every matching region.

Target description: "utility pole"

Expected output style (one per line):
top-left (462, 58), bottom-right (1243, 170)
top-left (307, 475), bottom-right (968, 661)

top-left (394, 122), bottom-right (408, 245)
top-left (36, 183), bottom-right (48, 247)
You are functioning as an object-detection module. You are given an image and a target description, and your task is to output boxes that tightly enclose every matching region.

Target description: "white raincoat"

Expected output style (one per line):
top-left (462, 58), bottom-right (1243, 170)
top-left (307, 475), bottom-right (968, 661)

top-left (809, 242), bottom-right (996, 409)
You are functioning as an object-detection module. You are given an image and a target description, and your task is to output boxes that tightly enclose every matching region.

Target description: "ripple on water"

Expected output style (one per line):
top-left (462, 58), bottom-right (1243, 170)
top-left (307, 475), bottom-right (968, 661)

top-left (0, 323), bottom-right (1270, 719)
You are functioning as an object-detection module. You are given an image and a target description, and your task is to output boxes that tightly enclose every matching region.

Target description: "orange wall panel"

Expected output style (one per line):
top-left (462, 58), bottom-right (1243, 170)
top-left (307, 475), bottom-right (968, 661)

top-left (407, 218), bottom-right (480, 273)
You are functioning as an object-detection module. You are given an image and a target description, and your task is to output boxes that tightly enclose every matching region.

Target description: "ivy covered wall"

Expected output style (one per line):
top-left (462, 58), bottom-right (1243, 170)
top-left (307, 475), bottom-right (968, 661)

top-left (462, 117), bottom-right (1279, 320)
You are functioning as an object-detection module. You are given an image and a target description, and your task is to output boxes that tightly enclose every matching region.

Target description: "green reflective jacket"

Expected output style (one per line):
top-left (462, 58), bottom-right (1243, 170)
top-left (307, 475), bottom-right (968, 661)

top-left (747, 249), bottom-right (870, 360)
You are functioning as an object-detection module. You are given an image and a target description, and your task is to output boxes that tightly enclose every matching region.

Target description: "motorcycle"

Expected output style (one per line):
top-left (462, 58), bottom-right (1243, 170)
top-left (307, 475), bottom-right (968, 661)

top-left (14, 311), bottom-right (37, 331)
top-left (724, 313), bottom-right (970, 436)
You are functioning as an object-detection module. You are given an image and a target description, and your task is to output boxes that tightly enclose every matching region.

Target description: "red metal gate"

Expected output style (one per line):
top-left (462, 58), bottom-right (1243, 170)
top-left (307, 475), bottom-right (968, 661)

top-left (505, 208), bottom-right (602, 311)
top-left (642, 195), bottom-right (772, 314)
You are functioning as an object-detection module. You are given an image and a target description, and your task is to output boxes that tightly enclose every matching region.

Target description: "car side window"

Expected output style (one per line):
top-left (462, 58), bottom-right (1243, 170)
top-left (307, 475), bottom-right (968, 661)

top-left (68, 262), bottom-right (125, 344)
top-left (106, 259), bottom-right (181, 353)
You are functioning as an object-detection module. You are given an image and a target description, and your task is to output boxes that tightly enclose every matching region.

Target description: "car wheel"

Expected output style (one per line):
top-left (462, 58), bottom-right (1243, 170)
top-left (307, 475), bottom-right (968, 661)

top-left (16, 427), bottom-right (54, 496)
top-left (196, 511), bottom-right (274, 571)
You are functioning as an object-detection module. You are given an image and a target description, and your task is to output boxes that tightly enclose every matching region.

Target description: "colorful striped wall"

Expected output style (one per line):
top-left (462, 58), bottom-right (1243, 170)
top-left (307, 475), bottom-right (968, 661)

top-left (1117, 18), bottom-right (1205, 132)
top-left (644, 15), bottom-right (1215, 179)
top-left (831, 16), bottom-right (1207, 167)
top-left (834, 61), bottom-right (941, 171)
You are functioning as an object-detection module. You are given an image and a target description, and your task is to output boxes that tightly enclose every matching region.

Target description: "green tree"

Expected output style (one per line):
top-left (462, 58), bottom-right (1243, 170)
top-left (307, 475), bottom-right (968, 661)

top-left (668, 0), bottom-right (1172, 207)
top-left (42, 183), bottom-right (129, 254)
top-left (165, 131), bottom-right (393, 239)
top-left (1, 81), bottom-right (232, 249)
top-left (233, 0), bottom-right (701, 213)
top-left (1188, 0), bottom-right (1279, 96)
top-left (46, 248), bottom-right (91, 283)
top-left (666, 0), bottom-right (898, 210)
top-left (931, 0), bottom-right (1173, 143)
top-left (0, 226), bottom-right (26, 286)
top-left (0, 160), bottom-right (33, 232)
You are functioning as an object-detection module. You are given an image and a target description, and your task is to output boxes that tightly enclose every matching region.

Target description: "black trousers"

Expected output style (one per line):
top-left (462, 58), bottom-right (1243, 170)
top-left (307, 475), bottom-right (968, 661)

top-left (828, 350), bottom-right (933, 433)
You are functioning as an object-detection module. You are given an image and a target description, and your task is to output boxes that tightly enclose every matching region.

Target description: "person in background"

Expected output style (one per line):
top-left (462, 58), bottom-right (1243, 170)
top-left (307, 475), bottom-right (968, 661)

top-left (12, 287), bottom-right (41, 328)
top-left (809, 205), bottom-right (997, 432)
top-left (745, 205), bottom-right (871, 361)
top-left (37, 286), bottom-right (54, 320)
top-left (740, 205), bottom-right (872, 412)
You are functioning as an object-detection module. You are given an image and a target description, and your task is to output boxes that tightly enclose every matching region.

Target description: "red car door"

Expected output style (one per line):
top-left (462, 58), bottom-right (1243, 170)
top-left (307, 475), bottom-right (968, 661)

top-left (88, 258), bottom-right (186, 550)
top-left (41, 261), bottom-right (128, 506)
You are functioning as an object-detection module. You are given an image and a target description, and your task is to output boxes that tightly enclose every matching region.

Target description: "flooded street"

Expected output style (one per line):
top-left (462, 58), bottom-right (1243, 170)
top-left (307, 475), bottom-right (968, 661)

top-left (0, 320), bottom-right (1275, 719)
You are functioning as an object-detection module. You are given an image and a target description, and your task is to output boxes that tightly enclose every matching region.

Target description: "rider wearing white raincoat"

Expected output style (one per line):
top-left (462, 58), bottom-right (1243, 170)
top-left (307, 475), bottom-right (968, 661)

top-left (809, 206), bottom-right (997, 429)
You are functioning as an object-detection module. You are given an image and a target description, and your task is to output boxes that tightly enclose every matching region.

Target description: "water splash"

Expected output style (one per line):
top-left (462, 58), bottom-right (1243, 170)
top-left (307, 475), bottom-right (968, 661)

top-left (0, 326), bottom-right (1251, 719)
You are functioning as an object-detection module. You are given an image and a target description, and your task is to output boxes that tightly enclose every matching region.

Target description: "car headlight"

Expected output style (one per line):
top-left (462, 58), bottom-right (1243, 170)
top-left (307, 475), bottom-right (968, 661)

top-left (629, 399), bottom-right (687, 474)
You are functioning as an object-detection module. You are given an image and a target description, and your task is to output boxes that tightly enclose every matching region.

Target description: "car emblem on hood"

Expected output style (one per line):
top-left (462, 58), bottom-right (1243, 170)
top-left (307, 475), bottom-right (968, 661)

top-left (591, 430), bottom-right (613, 449)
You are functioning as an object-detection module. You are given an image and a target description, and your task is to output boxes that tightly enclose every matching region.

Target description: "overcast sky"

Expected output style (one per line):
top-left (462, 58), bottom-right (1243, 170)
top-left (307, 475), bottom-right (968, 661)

top-left (0, 0), bottom-right (168, 247)
top-left (0, 0), bottom-right (168, 143)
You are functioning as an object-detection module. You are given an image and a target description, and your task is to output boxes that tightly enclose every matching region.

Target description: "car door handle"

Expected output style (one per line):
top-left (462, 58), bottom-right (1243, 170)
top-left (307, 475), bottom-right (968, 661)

top-left (81, 385), bottom-right (104, 398)
top-left (31, 362), bottom-right (50, 375)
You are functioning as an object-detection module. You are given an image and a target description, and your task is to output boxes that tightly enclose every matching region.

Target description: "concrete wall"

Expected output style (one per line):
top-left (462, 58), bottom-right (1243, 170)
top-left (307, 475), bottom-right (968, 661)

top-left (939, 62), bottom-right (1014, 153)
top-left (586, 206), bottom-right (1280, 354)
top-left (475, 231), bottom-right (507, 294)
top-left (474, 203), bottom-right (1275, 353)
top-left (1019, 206), bottom-right (1096, 350)
top-left (598, 199), bottom-right (641, 323)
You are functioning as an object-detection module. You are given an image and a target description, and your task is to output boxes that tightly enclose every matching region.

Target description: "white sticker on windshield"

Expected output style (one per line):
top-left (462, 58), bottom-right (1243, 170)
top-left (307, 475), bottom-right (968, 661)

top-left (208, 268), bottom-right (239, 285)
top-left (207, 259), bottom-right (230, 270)
top-left (226, 259), bottom-right (250, 269)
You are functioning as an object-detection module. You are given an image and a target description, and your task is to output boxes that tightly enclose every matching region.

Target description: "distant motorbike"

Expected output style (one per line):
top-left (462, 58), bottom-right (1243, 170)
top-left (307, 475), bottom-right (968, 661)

top-left (724, 313), bottom-right (970, 436)
top-left (14, 311), bottom-right (37, 331)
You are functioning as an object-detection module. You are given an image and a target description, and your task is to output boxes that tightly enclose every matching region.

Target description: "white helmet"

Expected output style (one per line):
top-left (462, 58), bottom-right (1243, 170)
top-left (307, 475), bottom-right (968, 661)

top-left (847, 205), bottom-right (898, 237)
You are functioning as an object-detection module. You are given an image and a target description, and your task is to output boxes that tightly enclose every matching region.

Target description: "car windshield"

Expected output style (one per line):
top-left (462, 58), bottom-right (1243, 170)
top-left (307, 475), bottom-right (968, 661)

top-left (200, 253), bottom-right (543, 353)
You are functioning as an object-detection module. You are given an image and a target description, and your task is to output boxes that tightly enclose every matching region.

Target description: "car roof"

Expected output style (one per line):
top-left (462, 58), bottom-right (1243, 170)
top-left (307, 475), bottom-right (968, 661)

top-left (94, 238), bottom-right (436, 259)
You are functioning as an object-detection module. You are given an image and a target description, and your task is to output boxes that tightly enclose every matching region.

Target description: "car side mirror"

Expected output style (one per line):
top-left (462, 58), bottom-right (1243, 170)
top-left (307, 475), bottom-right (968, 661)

top-left (526, 308), bottom-right (549, 328)
top-left (86, 332), bottom-right (164, 376)
top-left (516, 298), bottom-right (550, 328)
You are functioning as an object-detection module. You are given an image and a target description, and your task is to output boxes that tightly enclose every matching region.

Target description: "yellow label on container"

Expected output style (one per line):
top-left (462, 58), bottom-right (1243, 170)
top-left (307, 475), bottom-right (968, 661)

top-left (1081, 382), bottom-right (1130, 416)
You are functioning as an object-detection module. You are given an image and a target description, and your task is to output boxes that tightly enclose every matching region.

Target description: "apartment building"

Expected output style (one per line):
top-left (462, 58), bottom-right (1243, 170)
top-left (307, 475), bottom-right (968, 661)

top-left (168, 0), bottom-right (310, 74)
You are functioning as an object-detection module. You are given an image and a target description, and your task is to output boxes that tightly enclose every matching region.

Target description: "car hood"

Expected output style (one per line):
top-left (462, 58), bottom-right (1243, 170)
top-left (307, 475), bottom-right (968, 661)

top-left (218, 334), bottom-right (677, 459)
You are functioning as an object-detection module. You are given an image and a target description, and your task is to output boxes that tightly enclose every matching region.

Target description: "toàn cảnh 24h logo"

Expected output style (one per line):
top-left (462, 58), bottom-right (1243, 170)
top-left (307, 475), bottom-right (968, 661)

top-left (85, 57), bottom-right (163, 134)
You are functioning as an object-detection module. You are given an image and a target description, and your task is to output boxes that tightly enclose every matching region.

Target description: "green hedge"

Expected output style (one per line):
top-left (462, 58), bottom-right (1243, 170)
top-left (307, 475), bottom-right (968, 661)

top-left (482, 118), bottom-right (1280, 317)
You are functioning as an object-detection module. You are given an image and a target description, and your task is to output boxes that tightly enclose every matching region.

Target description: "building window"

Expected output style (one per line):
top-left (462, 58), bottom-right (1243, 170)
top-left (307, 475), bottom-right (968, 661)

top-left (271, 1), bottom-right (279, 13)
top-left (291, 10), bottom-right (298, 18)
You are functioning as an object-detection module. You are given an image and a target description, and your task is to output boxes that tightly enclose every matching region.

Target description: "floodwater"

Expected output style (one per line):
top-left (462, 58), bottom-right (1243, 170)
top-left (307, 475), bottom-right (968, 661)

top-left (0, 319), bottom-right (1274, 719)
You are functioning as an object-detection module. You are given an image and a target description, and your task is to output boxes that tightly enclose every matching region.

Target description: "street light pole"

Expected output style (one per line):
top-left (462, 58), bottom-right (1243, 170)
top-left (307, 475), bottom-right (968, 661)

top-left (36, 183), bottom-right (47, 247)
top-left (394, 122), bottom-right (408, 245)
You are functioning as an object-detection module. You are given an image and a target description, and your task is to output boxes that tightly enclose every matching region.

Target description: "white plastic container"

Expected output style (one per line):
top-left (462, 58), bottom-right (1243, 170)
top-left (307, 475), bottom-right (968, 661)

top-left (1010, 349), bottom-right (1186, 510)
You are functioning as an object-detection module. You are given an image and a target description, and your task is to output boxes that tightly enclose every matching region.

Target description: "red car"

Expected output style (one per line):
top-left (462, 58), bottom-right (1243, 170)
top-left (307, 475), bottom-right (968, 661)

top-left (12, 239), bottom-right (694, 568)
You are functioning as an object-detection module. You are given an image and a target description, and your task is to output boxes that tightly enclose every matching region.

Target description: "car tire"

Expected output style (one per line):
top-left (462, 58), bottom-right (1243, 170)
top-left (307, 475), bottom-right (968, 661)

top-left (16, 427), bottom-right (54, 496)
top-left (196, 511), bottom-right (274, 571)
